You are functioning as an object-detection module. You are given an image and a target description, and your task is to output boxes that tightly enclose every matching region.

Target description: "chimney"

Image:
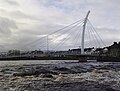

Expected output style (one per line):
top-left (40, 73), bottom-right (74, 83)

top-left (113, 42), bottom-right (117, 45)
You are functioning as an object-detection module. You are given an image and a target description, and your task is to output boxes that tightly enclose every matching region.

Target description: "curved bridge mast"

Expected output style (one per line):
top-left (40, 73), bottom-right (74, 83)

top-left (81, 10), bottom-right (90, 55)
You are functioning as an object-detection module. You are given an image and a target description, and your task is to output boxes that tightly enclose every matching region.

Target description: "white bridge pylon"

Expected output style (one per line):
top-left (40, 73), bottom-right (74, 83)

top-left (81, 10), bottom-right (90, 55)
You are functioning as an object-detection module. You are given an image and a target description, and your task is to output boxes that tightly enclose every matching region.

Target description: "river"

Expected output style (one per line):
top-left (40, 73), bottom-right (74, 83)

top-left (0, 60), bottom-right (120, 91)
top-left (0, 60), bottom-right (120, 67)
top-left (0, 60), bottom-right (79, 66)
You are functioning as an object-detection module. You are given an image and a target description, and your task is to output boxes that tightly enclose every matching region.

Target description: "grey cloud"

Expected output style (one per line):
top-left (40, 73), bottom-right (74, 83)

top-left (5, 0), bottom-right (19, 6)
top-left (9, 10), bottom-right (41, 21)
top-left (0, 17), bottom-right (17, 36)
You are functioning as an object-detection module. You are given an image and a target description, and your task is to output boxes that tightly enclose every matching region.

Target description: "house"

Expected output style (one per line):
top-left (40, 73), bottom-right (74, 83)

top-left (84, 47), bottom-right (94, 54)
top-left (68, 48), bottom-right (81, 55)
top-left (107, 42), bottom-right (120, 57)
top-left (68, 47), bottom-right (94, 55)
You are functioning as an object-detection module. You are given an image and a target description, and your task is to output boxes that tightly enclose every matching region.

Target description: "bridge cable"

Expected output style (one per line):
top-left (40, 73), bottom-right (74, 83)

top-left (49, 20), bottom-right (84, 45)
top-left (37, 20), bottom-right (84, 50)
top-left (73, 26), bottom-right (83, 48)
top-left (53, 22), bottom-right (84, 50)
top-left (87, 21), bottom-right (98, 48)
top-left (88, 20), bottom-right (106, 47)
top-left (87, 20), bottom-right (102, 48)
top-left (24, 19), bottom-right (84, 47)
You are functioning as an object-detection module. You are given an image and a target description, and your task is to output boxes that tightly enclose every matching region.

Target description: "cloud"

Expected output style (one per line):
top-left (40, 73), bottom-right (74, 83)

top-left (5, 0), bottom-right (19, 6)
top-left (0, 0), bottom-right (119, 51)
top-left (0, 16), bottom-right (17, 36)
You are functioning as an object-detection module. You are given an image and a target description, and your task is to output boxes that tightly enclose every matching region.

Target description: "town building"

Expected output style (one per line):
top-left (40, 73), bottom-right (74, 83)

top-left (107, 42), bottom-right (120, 57)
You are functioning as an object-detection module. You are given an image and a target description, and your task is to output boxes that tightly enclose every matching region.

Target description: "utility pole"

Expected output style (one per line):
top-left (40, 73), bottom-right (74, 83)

top-left (81, 10), bottom-right (90, 55)
top-left (47, 35), bottom-right (49, 52)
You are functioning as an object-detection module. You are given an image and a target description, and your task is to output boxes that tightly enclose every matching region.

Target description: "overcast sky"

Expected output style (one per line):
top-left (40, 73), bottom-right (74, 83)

top-left (0, 0), bottom-right (120, 51)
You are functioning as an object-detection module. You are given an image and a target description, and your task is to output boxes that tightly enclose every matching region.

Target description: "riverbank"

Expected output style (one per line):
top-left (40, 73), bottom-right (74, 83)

top-left (0, 61), bottom-right (120, 91)
top-left (0, 56), bottom-right (120, 62)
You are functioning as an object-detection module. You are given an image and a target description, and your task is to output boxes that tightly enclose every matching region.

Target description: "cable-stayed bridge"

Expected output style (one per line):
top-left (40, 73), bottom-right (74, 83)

top-left (0, 11), bottom-right (106, 61)
top-left (27, 11), bottom-right (105, 55)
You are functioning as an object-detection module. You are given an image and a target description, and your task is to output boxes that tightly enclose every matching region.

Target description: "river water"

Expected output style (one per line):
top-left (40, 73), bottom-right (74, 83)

top-left (0, 60), bottom-right (120, 67)
top-left (0, 60), bottom-right (79, 66)
top-left (0, 60), bottom-right (120, 91)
